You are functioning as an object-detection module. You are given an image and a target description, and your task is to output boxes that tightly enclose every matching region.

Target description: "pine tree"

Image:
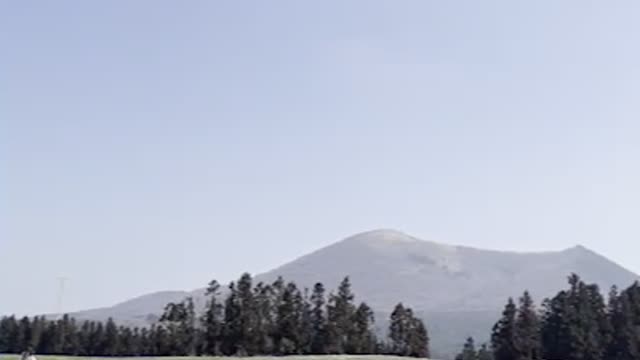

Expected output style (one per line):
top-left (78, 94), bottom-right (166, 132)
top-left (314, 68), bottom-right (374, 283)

top-left (222, 281), bottom-right (241, 355)
top-left (274, 282), bottom-right (304, 354)
top-left (61, 316), bottom-right (79, 355)
top-left (310, 282), bottom-right (328, 354)
top-left (184, 297), bottom-right (197, 355)
top-left (477, 343), bottom-right (494, 360)
top-left (389, 303), bottom-right (409, 356)
top-left (541, 274), bottom-right (610, 360)
top-left (139, 327), bottom-right (151, 356)
top-left (456, 337), bottom-right (477, 360)
top-left (514, 291), bottom-right (540, 360)
top-left (76, 321), bottom-right (91, 356)
top-left (159, 301), bottom-right (183, 355)
top-left (222, 274), bottom-right (258, 356)
top-left (202, 280), bottom-right (224, 355)
top-left (388, 303), bottom-right (429, 357)
top-left (18, 316), bottom-right (31, 352)
top-left (586, 283), bottom-right (612, 360)
top-left (0, 317), bottom-right (12, 353)
top-left (151, 324), bottom-right (170, 356)
top-left (237, 273), bottom-right (258, 355)
top-left (253, 282), bottom-right (275, 354)
top-left (300, 288), bottom-right (314, 354)
top-left (103, 318), bottom-right (120, 356)
top-left (326, 277), bottom-right (357, 353)
top-left (0, 273), bottom-right (457, 357)
top-left (607, 283), bottom-right (640, 360)
top-left (159, 297), bottom-right (197, 355)
top-left (4, 316), bottom-right (22, 353)
top-left (119, 326), bottom-right (134, 356)
top-left (28, 317), bottom-right (45, 351)
top-left (131, 327), bottom-right (142, 356)
top-left (351, 302), bottom-right (376, 354)
top-left (267, 277), bottom-right (286, 353)
top-left (406, 309), bottom-right (429, 358)
top-left (39, 319), bottom-right (59, 354)
top-left (541, 294), bottom-right (567, 360)
top-left (491, 298), bottom-right (517, 360)
top-left (90, 321), bottom-right (106, 355)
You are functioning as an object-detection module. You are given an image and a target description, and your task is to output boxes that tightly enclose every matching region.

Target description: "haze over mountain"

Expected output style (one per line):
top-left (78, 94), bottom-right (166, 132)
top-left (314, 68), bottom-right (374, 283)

top-left (65, 229), bottom-right (639, 357)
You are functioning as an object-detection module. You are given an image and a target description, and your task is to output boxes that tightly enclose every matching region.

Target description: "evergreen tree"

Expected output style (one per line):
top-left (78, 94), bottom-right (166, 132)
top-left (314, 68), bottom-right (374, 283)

top-left (184, 297), bottom-right (197, 355)
top-left (18, 316), bottom-right (31, 352)
top-left (351, 302), bottom-right (376, 354)
top-left (159, 301), bottom-right (183, 355)
top-left (28, 317), bottom-right (45, 351)
top-left (540, 293), bottom-right (568, 360)
top-left (159, 297), bottom-right (197, 355)
top-left (139, 327), bottom-right (152, 356)
top-left (90, 321), bottom-right (106, 355)
top-left (253, 282), bottom-right (275, 354)
top-left (222, 281), bottom-right (240, 355)
top-left (103, 318), bottom-right (120, 356)
top-left (39, 319), bottom-right (59, 354)
top-left (477, 343), bottom-right (494, 360)
top-left (5, 316), bottom-right (22, 353)
top-left (76, 321), bottom-right (91, 356)
top-left (202, 280), bottom-right (224, 355)
top-left (222, 274), bottom-right (258, 356)
top-left (406, 309), bottom-right (429, 358)
top-left (274, 282), bottom-right (304, 354)
top-left (119, 326), bottom-right (134, 356)
top-left (0, 272), bottom-right (443, 357)
top-left (151, 324), bottom-right (171, 356)
top-left (456, 337), bottom-right (477, 360)
top-left (389, 303), bottom-right (409, 355)
top-left (299, 288), bottom-right (314, 354)
top-left (514, 291), bottom-right (541, 360)
top-left (61, 316), bottom-right (79, 355)
top-left (607, 283), bottom-right (640, 360)
top-left (130, 327), bottom-right (142, 356)
top-left (326, 277), bottom-right (357, 353)
top-left (237, 273), bottom-right (259, 355)
top-left (310, 282), bottom-right (328, 354)
top-left (0, 317), bottom-right (12, 353)
top-left (541, 274), bottom-right (610, 360)
top-left (388, 303), bottom-right (429, 357)
top-left (491, 298), bottom-right (517, 360)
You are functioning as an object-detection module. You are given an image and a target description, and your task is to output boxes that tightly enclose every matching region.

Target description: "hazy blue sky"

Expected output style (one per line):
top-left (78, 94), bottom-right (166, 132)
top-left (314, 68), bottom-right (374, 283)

top-left (2, 1), bottom-right (640, 315)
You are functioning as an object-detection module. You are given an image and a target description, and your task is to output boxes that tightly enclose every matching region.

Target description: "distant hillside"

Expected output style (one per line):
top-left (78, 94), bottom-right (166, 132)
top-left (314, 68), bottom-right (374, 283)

top-left (63, 229), bottom-right (639, 358)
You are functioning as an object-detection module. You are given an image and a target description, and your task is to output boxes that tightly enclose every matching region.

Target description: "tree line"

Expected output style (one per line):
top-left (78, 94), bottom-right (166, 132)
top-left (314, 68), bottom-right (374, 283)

top-left (457, 273), bottom-right (640, 360)
top-left (0, 274), bottom-right (429, 357)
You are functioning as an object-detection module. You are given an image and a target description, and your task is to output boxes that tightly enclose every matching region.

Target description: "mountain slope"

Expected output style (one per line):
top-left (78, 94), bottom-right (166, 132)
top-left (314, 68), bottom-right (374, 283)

top-left (252, 229), bottom-right (637, 312)
top-left (64, 229), bottom-right (639, 357)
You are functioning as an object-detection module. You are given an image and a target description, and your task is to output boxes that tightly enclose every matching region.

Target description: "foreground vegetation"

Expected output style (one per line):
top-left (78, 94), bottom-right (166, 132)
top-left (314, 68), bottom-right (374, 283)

top-left (0, 275), bottom-right (429, 357)
top-left (456, 274), bottom-right (640, 360)
top-left (0, 356), bottom-right (414, 360)
top-left (6, 272), bottom-right (640, 360)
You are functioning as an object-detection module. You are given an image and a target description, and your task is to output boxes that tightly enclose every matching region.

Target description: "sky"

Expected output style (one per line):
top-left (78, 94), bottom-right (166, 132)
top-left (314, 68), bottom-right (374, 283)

top-left (2, 1), bottom-right (640, 316)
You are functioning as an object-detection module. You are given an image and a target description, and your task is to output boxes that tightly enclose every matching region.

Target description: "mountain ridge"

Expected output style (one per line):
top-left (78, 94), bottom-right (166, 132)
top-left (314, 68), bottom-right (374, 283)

top-left (60, 229), bottom-right (639, 358)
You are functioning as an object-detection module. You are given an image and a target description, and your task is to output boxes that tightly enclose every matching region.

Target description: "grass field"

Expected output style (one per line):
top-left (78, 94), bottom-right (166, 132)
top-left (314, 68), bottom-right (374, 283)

top-left (0, 356), bottom-right (417, 360)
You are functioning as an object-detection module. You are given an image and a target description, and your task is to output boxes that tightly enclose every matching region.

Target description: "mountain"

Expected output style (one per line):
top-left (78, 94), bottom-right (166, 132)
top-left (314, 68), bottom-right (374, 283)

top-left (63, 229), bottom-right (639, 358)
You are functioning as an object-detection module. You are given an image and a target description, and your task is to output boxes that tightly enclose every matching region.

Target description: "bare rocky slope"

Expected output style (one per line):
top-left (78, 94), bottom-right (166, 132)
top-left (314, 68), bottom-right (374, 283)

top-left (66, 229), bottom-right (639, 358)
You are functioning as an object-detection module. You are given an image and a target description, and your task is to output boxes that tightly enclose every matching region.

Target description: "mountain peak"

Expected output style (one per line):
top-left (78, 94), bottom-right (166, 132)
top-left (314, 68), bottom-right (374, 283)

top-left (564, 244), bottom-right (594, 254)
top-left (344, 228), bottom-right (421, 244)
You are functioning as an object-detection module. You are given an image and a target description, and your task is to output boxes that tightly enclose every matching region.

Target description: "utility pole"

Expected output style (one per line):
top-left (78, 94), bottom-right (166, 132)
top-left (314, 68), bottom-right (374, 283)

top-left (56, 276), bottom-right (67, 318)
